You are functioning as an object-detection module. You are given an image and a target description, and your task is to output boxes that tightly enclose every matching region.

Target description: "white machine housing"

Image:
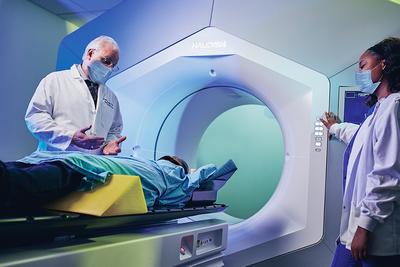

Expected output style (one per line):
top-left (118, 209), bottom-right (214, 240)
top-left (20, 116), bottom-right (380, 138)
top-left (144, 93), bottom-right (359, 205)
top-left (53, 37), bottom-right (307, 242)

top-left (107, 27), bottom-right (330, 262)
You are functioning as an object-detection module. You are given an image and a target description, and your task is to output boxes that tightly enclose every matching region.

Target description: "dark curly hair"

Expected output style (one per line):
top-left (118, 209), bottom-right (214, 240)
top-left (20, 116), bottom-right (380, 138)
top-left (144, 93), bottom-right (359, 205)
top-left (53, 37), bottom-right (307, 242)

top-left (363, 37), bottom-right (400, 107)
top-left (368, 37), bottom-right (400, 93)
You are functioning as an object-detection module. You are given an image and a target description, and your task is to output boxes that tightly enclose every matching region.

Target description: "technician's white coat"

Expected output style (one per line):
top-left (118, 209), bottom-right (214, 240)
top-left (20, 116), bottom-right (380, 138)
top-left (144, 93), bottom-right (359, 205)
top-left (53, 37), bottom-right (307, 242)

top-left (331, 93), bottom-right (400, 255)
top-left (25, 65), bottom-right (123, 152)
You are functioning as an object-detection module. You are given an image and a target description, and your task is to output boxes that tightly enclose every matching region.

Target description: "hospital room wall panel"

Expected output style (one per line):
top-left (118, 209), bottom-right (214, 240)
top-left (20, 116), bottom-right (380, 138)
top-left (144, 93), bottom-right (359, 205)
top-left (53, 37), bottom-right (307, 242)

top-left (0, 0), bottom-right (77, 161)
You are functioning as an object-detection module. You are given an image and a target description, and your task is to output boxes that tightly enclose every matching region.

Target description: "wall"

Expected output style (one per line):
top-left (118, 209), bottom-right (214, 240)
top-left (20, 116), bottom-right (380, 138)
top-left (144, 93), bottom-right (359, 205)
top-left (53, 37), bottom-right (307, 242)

top-left (0, 0), bottom-right (77, 161)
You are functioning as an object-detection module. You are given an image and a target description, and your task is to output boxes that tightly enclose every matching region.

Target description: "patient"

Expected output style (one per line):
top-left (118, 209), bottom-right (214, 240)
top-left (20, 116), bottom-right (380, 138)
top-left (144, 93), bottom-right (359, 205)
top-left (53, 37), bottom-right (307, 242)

top-left (0, 152), bottom-right (220, 211)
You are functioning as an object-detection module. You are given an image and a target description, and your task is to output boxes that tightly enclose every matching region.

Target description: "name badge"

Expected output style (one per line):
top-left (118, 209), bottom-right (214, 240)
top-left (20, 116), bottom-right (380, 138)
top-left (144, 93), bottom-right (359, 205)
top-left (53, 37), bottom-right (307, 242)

top-left (103, 97), bottom-right (114, 109)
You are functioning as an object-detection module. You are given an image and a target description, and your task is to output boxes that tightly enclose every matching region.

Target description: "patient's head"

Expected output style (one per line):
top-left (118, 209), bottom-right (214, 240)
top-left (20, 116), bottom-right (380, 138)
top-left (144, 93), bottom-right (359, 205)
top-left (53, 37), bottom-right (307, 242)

top-left (158, 155), bottom-right (189, 174)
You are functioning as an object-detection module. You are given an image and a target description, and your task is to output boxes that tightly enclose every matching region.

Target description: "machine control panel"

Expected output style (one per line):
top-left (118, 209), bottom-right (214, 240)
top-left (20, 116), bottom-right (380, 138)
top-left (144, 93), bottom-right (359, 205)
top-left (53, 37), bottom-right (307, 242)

top-left (180, 235), bottom-right (194, 260)
top-left (314, 121), bottom-right (324, 152)
top-left (179, 228), bottom-right (223, 261)
top-left (196, 229), bottom-right (223, 255)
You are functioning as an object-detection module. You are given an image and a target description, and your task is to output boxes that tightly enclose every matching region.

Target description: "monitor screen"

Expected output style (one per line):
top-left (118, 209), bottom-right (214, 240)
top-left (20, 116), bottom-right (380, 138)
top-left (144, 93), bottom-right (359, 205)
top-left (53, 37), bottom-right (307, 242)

top-left (343, 91), bottom-right (370, 124)
top-left (339, 88), bottom-right (370, 125)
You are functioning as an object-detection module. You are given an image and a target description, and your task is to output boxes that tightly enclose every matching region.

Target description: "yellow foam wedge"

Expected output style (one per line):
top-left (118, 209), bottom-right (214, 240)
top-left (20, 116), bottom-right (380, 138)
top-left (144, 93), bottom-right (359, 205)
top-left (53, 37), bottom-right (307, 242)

top-left (44, 175), bottom-right (148, 216)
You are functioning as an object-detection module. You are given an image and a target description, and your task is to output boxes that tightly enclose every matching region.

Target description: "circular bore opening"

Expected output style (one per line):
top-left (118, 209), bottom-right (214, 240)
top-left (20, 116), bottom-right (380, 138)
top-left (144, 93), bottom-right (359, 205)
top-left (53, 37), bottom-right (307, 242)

top-left (155, 87), bottom-right (284, 219)
top-left (195, 104), bottom-right (284, 219)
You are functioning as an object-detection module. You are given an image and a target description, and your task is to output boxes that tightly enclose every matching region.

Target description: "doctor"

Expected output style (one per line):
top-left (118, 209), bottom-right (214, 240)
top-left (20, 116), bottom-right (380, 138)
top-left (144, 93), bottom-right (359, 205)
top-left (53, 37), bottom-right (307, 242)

top-left (325, 37), bottom-right (400, 267)
top-left (25, 36), bottom-right (125, 155)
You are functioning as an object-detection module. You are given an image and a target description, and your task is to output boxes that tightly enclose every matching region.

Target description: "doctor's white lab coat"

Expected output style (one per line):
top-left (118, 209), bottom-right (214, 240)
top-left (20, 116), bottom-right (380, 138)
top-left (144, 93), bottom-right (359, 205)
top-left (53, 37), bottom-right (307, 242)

top-left (330, 93), bottom-right (400, 255)
top-left (25, 65), bottom-right (123, 152)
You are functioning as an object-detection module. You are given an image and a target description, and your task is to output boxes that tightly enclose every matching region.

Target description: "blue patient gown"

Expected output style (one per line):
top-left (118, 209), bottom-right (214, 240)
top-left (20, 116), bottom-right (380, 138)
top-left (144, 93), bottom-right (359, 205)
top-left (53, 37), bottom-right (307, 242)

top-left (18, 151), bottom-right (217, 208)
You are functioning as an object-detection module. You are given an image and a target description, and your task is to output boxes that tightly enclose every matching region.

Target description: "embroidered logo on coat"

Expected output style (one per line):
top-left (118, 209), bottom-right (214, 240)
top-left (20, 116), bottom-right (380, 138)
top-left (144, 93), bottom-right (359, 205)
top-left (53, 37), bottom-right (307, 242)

top-left (103, 97), bottom-right (114, 109)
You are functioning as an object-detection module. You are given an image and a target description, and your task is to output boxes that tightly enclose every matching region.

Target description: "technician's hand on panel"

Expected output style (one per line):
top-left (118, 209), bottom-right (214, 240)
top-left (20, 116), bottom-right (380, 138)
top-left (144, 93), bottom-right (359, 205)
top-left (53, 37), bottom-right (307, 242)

top-left (320, 112), bottom-right (341, 130)
top-left (25, 36), bottom-right (124, 155)
top-left (320, 112), bottom-right (358, 145)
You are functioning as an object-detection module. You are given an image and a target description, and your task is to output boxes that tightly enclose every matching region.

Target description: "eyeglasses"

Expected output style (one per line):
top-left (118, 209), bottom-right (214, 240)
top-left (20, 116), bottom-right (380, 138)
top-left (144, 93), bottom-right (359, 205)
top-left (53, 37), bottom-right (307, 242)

top-left (93, 49), bottom-right (119, 71)
top-left (100, 56), bottom-right (119, 71)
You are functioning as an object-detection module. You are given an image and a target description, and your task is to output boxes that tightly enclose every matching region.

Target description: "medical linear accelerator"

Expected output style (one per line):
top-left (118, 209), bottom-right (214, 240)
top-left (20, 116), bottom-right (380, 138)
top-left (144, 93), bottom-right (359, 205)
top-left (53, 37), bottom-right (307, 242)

top-left (106, 26), bottom-right (329, 264)
top-left (0, 10), bottom-right (330, 267)
top-left (62, 25), bottom-right (329, 265)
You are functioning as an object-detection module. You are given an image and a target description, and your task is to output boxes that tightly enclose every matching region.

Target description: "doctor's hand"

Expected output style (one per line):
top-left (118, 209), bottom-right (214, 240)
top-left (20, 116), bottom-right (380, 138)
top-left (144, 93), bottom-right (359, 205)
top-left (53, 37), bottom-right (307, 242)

top-left (72, 125), bottom-right (105, 150)
top-left (320, 112), bottom-right (340, 130)
top-left (102, 136), bottom-right (127, 155)
top-left (351, 226), bottom-right (369, 261)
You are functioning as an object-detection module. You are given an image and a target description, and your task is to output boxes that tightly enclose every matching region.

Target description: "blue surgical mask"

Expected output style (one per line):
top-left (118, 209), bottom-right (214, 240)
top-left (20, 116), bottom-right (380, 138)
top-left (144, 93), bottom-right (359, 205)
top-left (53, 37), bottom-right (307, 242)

top-left (355, 64), bottom-right (382, 94)
top-left (87, 60), bottom-right (112, 84)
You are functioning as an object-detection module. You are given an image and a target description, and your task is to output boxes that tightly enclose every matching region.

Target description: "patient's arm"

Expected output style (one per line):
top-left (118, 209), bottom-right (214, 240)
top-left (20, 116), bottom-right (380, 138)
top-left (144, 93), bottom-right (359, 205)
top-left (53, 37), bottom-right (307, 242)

top-left (187, 160), bottom-right (237, 206)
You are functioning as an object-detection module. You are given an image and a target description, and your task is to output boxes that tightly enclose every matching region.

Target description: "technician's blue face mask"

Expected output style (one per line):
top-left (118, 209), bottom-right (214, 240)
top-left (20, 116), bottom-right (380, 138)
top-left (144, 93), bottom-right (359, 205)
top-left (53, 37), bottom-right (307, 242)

top-left (88, 60), bottom-right (112, 84)
top-left (355, 63), bottom-right (383, 94)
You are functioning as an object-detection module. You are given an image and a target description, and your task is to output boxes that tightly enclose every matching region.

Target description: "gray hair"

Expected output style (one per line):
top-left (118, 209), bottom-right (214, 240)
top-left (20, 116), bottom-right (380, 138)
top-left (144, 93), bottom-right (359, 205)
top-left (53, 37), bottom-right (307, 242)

top-left (82, 35), bottom-right (119, 60)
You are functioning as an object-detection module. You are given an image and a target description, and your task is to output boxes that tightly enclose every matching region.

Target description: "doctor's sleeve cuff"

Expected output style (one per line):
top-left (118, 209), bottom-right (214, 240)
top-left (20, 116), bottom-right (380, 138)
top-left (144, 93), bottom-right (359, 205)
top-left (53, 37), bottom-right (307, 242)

top-left (57, 130), bottom-right (77, 150)
top-left (357, 214), bottom-right (379, 232)
top-left (329, 122), bottom-right (359, 144)
top-left (328, 123), bottom-right (339, 136)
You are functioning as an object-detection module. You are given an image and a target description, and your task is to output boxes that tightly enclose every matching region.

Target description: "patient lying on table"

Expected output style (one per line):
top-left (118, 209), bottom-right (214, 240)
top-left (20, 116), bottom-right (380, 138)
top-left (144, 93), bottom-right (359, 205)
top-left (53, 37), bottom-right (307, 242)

top-left (0, 152), bottom-right (230, 210)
